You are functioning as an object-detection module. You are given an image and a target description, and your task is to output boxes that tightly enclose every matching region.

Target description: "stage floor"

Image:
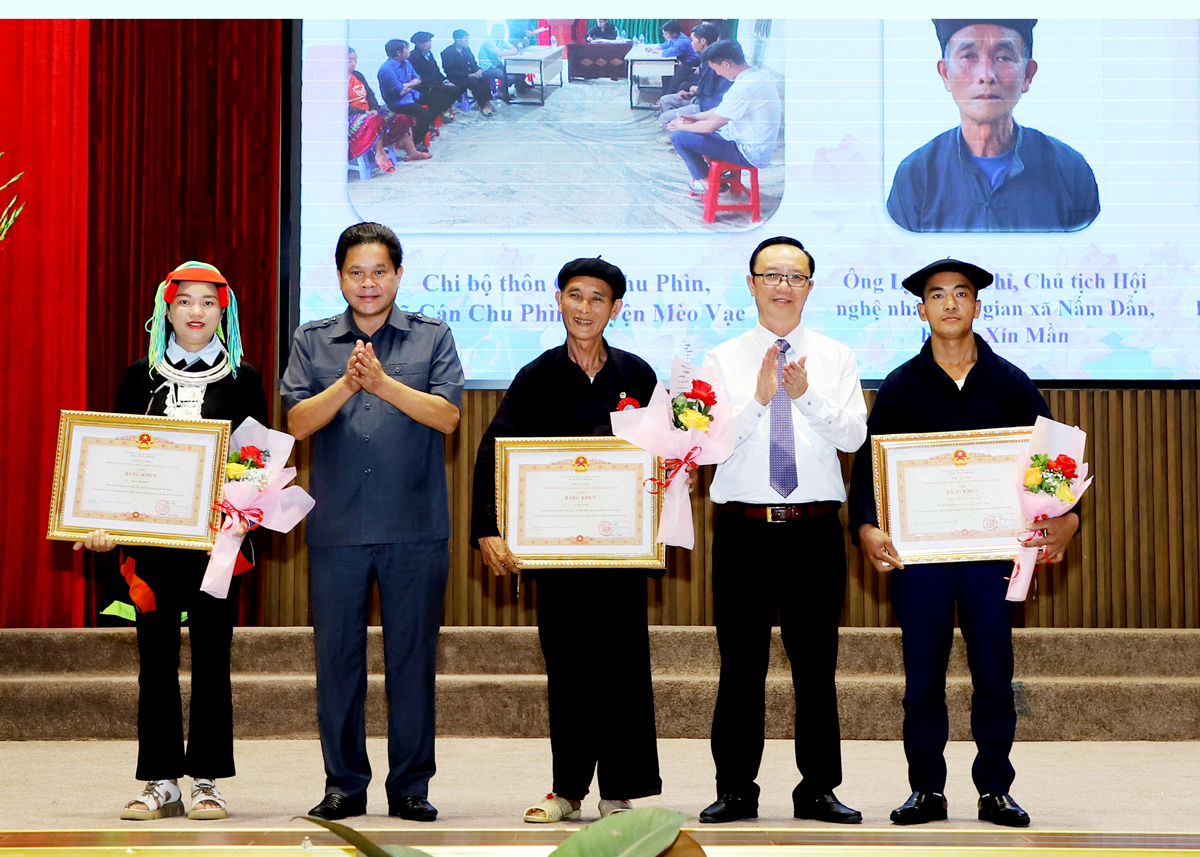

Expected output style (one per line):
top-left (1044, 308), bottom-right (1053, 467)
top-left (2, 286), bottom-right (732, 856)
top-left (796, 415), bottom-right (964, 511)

top-left (2, 830), bottom-right (1199, 855)
top-left (0, 739), bottom-right (1197, 852)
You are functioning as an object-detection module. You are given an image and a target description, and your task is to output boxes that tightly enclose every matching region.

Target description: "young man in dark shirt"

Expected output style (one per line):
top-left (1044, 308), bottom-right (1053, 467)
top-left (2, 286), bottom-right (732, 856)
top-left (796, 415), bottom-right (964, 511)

top-left (849, 258), bottom-right (1079, 828)
top-left (440, 30), bottom-right (498, 117)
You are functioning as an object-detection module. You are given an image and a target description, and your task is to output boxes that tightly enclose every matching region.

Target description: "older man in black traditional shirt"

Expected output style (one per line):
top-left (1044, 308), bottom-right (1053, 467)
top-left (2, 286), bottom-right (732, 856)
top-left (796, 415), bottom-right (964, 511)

top-left (470, 258), bottom-right (662, 824)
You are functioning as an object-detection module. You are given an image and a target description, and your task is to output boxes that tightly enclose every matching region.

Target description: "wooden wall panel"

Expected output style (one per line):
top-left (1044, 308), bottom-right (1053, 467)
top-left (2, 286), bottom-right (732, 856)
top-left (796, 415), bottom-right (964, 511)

top-left (260, 388), bottom-right (1200, 630)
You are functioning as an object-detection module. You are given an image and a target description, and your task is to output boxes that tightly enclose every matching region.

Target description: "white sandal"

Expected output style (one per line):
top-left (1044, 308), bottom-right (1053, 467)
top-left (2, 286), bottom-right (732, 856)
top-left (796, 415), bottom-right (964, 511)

top-left (189, 778), bottom-right (228, 820)
top-left (524, 792), bottom-right (581, 823)
top-left (121, 780), bottom-right (185, 820)
top-left (599, 798), bottom-right (632, 818)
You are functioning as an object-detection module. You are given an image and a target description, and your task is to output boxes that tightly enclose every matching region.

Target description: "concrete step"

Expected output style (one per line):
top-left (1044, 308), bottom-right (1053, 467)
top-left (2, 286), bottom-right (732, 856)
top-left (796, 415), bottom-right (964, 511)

top-left (4, 672), bottom-right (1200, 741)
top-left (1, 627), bottom-right (1198, 742)
top-left (3, 626), bottom-right (1199, 677)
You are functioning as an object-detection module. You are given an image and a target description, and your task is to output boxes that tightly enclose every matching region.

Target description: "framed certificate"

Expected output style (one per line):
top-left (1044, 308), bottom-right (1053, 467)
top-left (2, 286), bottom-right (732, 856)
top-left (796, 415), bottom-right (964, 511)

top-left (46, 410), bottom-right (231, 550)
top-left (871, 426), bottom-right (1033, 564)
top-left (495, 437), bottom-right (665, 568)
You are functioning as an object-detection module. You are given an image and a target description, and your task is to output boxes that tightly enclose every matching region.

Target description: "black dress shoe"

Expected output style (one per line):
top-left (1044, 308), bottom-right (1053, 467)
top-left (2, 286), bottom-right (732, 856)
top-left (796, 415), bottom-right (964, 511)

top-left (793, 791), bottom-right (862, 824)
top-left (699, 795), bottom-right (758, 823)
top-left (890, 791), bottom-right (948, 825)
top-left (978, 793), bottom-right (1030, 827)
top-left (308, 793), bottom-right (366, 820)
top-left (390, 795), bottom-right (438, 822)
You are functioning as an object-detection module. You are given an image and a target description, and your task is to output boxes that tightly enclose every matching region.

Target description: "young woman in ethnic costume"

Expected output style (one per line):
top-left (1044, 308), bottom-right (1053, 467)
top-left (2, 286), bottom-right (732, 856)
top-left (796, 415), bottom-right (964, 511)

top-left (77, 262), bottom-right (269, 820)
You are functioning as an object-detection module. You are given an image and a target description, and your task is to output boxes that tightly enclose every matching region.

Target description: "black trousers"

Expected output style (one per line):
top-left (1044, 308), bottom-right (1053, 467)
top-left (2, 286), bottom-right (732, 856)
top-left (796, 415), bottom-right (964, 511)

top-left (448, 74), bottom-right (495, 105)
top-left (890, 560), bottom-right (1017, 795)
top-left (133, 547), bottom-right (239, 781)
top-left (710, 509), bottom-right (847, 802)
top-left (535, 572), bottom-right (662, 801)
top-left (391, 102), bottom-right (438, 143)
top-left (417, 83), bottom-right (462, 116)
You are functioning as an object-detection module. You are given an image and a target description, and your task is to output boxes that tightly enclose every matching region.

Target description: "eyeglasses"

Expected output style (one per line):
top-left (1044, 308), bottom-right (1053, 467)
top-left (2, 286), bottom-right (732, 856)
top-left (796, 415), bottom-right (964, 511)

top-left (752, 272), bottom-right (811, 288)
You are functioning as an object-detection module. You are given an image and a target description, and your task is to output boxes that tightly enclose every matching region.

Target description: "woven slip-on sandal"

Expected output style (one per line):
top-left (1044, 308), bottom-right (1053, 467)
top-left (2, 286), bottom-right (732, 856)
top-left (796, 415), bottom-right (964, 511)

top-left (189, 778), bottom-right (228, 820)
top-left (598, 799), bottom-right (632, 818)
top-left (121, 780), bottom-right (185, 820)
top-left (524, 793), bottom-right (581, 823)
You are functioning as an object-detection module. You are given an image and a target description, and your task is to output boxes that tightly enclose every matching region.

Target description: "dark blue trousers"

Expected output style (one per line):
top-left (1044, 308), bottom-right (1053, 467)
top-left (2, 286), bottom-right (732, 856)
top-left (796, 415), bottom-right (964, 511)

top-left (890, 560), bottom-right (1017, 795)
top-left (670, 130), bottom-right (755, 181)
top-left (309, 541), bottom-right (449, 806)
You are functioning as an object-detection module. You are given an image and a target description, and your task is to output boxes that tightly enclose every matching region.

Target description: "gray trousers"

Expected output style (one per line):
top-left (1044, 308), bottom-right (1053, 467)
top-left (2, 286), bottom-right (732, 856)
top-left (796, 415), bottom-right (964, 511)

top-left (659, 95), bottom-right (700, 132)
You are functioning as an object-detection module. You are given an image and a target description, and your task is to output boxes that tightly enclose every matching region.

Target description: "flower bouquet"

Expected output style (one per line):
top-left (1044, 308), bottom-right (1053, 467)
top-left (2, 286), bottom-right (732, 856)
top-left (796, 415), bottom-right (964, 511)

top-left (201, 417), bottom-right (316, 599)
top-left (610, 361), bottom-right (735, 550)
top-left (1007, 415), bottom-right (1093, 602)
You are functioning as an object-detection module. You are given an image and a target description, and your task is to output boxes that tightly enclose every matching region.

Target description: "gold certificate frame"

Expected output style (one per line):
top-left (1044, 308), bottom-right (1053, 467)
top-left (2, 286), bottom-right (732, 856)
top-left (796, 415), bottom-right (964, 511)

top-left (871, 426), bottom-right (1034, 564)
top-left (496, 437), bottom-right (665, 569)
top-left (47, 410), bottom-right (231, 550)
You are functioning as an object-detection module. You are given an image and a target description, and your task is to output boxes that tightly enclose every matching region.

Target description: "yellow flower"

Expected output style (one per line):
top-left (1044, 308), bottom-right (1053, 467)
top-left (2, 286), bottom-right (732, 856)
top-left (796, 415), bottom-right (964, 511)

top-left (226, 462), bottom-right (249, 480)
top-left (679, 408), bottom-right (712, 432)
top-left (1054, 482), bottom-right (1075, 503)
top-left (1023, 467), bottom-right (1043, 488)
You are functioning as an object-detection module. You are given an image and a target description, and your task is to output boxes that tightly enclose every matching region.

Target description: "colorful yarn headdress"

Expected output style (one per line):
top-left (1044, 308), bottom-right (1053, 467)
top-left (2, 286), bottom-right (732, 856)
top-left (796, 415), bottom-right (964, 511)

top-left (147, 261), bottom-right (244, 377)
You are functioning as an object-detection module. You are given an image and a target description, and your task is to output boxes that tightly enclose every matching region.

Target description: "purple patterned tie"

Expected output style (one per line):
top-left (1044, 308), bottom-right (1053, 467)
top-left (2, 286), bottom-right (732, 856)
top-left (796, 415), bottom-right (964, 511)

top-left (769, 339), bottom-right (798, 498)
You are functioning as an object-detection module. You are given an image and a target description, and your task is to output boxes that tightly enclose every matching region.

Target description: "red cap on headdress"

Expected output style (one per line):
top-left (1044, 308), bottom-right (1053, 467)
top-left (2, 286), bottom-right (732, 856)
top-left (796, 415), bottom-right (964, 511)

top-left (164, 264), bottom-right (230, 306)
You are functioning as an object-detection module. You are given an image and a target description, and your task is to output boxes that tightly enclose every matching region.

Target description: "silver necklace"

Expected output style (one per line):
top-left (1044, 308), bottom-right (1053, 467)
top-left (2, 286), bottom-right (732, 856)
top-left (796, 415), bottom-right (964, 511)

top-left (150, 351), bottom-right (232, 419)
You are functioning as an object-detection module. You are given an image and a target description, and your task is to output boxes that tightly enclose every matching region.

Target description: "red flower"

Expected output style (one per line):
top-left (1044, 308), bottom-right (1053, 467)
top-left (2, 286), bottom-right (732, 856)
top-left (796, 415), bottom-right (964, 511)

top-left (1048, 454), bottom-right (1077, 479)
top-left (683, 379), bottom-right (717, 407)
top-left (616, 396), bottom-right (640, 411)
top-left (240, 445), bottom-right (265, 467)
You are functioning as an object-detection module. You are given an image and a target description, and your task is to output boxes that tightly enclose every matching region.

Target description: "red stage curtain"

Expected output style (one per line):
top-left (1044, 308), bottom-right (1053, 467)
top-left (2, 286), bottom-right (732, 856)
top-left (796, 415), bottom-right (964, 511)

top-left (0, 20), bottom-right (282, 627)
top-left (0, 20), bottom-right (92, 627)
top-left (87, 20), bottom-right (283, 626)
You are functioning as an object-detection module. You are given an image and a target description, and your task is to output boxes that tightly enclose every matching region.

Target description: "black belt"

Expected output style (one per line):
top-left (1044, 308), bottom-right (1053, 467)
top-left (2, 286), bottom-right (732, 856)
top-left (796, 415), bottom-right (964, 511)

top-left (722, 501), bottom-right (842, 523)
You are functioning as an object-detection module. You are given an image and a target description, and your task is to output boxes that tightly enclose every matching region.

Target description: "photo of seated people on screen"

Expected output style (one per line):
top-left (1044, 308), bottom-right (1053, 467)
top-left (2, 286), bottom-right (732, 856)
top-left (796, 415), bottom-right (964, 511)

top-left (307, 18), bottom-right (784, 234)
top-left (885, 19), bottom-right (1100, 233)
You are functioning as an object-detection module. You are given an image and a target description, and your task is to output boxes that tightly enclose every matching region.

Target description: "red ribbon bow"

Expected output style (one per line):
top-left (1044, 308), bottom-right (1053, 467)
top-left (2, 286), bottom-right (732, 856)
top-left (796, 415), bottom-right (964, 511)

top-left (211, 498), bottom-right (264, 532)
top-left (644, 446), bottom-right (702, 495)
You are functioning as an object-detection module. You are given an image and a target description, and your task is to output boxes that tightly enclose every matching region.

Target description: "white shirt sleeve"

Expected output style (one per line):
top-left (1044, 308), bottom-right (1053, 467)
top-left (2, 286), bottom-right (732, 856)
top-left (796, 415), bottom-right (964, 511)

top-left (791, 347), bottom-right (868, 453)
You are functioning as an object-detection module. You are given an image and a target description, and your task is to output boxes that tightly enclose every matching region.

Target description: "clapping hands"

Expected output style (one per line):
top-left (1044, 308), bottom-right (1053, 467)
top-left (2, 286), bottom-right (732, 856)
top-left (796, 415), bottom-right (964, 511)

top-left (348, 340), bottom-right (387, 394)
top-left (754, 344), bottom-right (809, 406)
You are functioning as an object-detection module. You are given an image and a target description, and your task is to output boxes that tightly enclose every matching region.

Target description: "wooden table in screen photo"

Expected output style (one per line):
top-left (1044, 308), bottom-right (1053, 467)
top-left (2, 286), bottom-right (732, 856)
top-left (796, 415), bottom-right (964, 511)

top-left (567, 41), bottom-right (630, 80)
top-left (504, 44), bottom-right (565, 105)
top-left (624, 44), bottom-right (678, 109)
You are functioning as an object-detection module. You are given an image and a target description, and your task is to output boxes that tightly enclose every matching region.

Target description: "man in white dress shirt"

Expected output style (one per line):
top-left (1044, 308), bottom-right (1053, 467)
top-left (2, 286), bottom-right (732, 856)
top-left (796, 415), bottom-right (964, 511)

top-left (698, 236), bottom-right (868, 825)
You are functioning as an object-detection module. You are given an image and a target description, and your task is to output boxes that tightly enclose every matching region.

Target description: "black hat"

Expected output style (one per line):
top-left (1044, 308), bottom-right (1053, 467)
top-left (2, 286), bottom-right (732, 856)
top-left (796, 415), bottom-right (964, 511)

top-left (933, 19), bottom-right (1036, 56)
top-left (902, 259), bottom-right (993, 297)
top-left (556, 257), bottom-right (626, 300)
top-left (411, 31), bottom-right (434, 44)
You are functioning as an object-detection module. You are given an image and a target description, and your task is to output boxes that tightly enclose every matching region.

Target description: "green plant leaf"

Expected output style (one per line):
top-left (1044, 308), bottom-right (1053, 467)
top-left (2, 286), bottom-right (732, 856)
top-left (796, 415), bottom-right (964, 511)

top-left (295, 815), bottom-right (435, 857)
top-left (549, 807), bottom-right (691, 857)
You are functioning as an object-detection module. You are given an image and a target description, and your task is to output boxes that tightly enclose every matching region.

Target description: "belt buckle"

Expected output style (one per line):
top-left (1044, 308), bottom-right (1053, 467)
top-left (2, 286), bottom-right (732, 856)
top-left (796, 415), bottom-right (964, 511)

top-left (766, 505), bottom-right (785, 523)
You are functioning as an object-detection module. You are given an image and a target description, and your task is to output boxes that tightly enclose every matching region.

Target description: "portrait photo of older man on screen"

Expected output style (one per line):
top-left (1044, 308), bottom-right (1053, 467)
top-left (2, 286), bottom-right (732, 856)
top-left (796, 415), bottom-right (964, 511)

top-left (886, 19), bottom-right (1100, 233)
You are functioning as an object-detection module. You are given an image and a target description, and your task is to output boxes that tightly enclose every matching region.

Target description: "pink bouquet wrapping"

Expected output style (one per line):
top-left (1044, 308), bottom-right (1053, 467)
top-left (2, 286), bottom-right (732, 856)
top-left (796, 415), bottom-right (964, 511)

top-left (1007, 415), bottom-right (1093, 602)
top-left (610, 364), bottom-right (735, 550)
top-left (201, 417), bottom-right (316, 599)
